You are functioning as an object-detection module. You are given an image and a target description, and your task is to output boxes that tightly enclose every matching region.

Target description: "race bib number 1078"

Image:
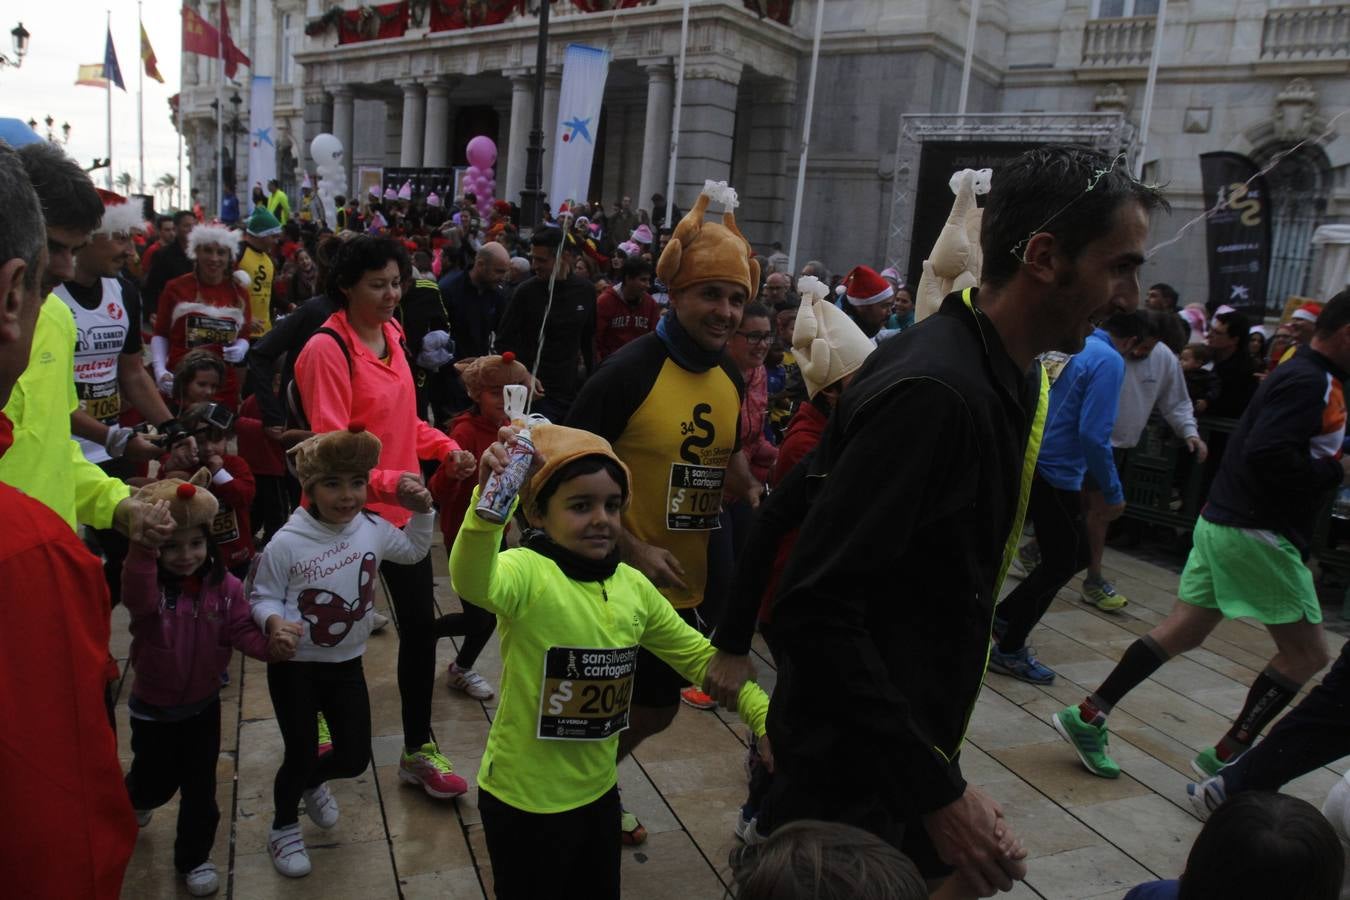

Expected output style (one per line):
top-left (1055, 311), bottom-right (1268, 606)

top-left (537, 645), bottom-right (638, 741)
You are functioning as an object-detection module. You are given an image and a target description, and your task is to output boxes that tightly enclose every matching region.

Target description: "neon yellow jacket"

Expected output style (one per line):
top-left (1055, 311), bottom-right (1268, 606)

top-left (450, 487), bottom-right (768, 814)
top-left (266, 190), bottom-right (291, 225)
top-left (0, 294), bottom-right (128, 529)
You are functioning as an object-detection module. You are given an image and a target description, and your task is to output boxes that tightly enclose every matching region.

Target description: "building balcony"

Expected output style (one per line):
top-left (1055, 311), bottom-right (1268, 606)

top-left (1081, 15), bottom-right (1155, 67)
top-left (1261, 4), bottom-right (1350, 62)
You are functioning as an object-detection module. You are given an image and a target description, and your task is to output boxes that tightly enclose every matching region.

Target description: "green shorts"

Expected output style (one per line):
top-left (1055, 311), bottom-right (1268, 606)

top-left (1178, 517), bottom-right (1321, 625)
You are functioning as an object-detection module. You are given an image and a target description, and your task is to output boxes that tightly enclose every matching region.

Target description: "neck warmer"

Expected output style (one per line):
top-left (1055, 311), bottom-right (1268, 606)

top-left (656, 312), bottom-right (725, 373)
top-left (523, 529), bottom-right (620, 582)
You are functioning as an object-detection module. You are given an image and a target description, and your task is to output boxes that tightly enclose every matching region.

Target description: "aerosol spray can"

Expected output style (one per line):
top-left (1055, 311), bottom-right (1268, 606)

top-left (475, 384), bottom-right (547, 524)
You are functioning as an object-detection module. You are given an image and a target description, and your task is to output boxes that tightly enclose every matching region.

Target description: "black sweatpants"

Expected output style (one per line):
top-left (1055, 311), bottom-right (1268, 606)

top-left (381, 555), bottom-right (437, 750)
top-left (267, 657), bottom-right (371, 829)
top-left (1225, 639), bottom-right (1350, 793)
top-left (478, 785), bottom-right (621, 900)
top-left (433, 598), bottom-right (497, 670)
top-left (252, 473), bottom-right (298, 547)
top-left (997, 474), bottom-right (1090, 652)
top-left (125, 697), bottom-right (222, 873)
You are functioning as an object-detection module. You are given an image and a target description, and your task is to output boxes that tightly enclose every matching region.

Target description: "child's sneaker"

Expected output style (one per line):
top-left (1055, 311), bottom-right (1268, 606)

top-left (268, 824), bottom-right (312, 878)
top-left (302, 782), bottom-right (340, 829)
top-left (734, 805), bottom-right (767, 844)
top-left (370, 611), bottom-right (390, 634)
top-left (680, 685), bottom-right (717, 710)
top-left (135, 809), bottom-right (153, 827)
top-left (1187, 775), bottom-right (1228, 821)
top-left (1053, 705), bottom-right (1121, 778)
top-left (1080, 576), bottom-right (1128, 612)
top-left (183, 861), bottom-right (219, 896)
top-left (621, 807), bottom-right (648, 846)
top-left (447, 663), bottom-right (495, 701)
top-left (399, 743), bottom-right (469, 799)
top-left (988, 646), bottom-right (1056, 685)
top-left (316, 712), bottom-right (333, 757)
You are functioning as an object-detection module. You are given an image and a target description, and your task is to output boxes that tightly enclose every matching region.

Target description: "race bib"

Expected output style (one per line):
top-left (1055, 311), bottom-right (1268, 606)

top-left (210, 505), bottom-right (239, 544)
top-left (537, 645), bottom-right (638, 741)
top-left (666, 463), bottom-right (724, 530)
top-left (77, 379), bottom-right (122, 424)
top-left (185, 312), bottom-right (239, 348)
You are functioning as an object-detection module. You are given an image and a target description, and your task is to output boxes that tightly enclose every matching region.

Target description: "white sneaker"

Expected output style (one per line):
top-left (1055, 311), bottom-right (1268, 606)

top-left (183, 861), bottom-right (220, 896)
top-left (302, 782), bottom-right (340, 829)
top-left (370, 611), bottom-right (390, 634)
top-left (268, 824), bottom-right (312, 878)
top-left (135, 809), bottom-right (153, 827)
top-left (447, 663), bottom-right (495, 700)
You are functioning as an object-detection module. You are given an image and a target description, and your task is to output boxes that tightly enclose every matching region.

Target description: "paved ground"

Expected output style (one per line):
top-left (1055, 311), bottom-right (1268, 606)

top-left (113, 542), bottom-right (1349, 899)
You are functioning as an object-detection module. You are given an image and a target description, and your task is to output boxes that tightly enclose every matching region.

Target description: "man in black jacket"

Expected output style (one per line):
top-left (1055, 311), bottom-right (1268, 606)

top-left (753, 146), bottom-right (1164, 897)
top-left (142, 209), bottom-right (196, 313)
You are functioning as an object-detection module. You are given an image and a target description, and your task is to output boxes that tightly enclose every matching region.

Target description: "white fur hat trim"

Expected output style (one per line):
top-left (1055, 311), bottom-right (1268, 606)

top-left (187, 224), bottom-right (241, 259)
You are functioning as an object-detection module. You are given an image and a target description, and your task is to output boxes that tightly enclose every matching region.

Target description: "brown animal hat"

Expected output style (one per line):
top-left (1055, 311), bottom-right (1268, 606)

top-left (656, 181), bottom-right (759, 302)
top-left (288, 424), bottom-right (383, 489)
top-left (131, 468), bottom-right (219, 529)
top-left (519, 424), bottom-right (632, 517)
top-left (455, 351), bottom-right (532, 400)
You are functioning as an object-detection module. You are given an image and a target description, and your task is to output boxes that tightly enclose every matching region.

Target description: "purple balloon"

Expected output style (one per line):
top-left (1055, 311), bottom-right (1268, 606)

top-left (465, 165), bottom-right (482, 180)
top-left (466, 135), bottom-right (498, 170)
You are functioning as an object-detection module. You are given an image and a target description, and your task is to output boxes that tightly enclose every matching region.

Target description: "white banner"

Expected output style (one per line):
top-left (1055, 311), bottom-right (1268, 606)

top-left (549, 44), bottom-right (611, 214)
top-left (248, 76), bottom-right (277, 191)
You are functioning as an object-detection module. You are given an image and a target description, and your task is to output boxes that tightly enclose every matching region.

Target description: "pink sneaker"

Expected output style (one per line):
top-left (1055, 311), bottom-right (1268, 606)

top-left (398, 743), bottom-right (469, 799)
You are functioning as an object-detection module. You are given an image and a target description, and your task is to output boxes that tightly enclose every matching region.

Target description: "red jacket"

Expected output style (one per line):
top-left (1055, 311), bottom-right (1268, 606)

top-left (0, 414), bottom-right (136, 899)
top-left (739, 364), bottom-right (778, 484)
top-left (208, 456), bottom-right (256, 567)
top-left (593, 286), bottom-right (659, 361)
top-left (429, 410), bottom-right (503, 550)
top-left (154, 273), bottom-right (251, 410)
top-left (770, 397), bottom-right (829, 488)
top-left (295, 309), bottom-right (458, 526)
top-left (236, 394), bottom-right (286, 477)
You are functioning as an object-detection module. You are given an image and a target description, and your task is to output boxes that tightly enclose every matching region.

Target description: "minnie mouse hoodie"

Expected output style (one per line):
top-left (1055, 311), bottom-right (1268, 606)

top-left (249, 506), bottom-right (433, 662)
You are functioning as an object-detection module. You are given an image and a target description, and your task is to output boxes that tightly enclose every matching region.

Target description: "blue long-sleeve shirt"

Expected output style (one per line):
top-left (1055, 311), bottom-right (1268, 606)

top-left (1037, 329), bottom-right (1125, 505)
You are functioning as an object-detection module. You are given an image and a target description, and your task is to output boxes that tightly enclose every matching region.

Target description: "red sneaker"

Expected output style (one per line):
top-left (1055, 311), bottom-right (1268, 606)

top-left (680, 685), bottom-right (717, 710)
top-left (398, 743), bottom-right (469, 799)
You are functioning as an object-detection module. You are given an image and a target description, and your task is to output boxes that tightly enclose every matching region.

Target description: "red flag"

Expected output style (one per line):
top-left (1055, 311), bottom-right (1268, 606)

top-left (182, 5), bottom-right (221, 57)
top-left (219, 0), bottom-right (250, 78)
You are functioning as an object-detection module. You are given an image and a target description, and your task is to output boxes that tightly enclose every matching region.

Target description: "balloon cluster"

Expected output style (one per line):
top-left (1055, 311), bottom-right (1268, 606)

top-left (464, 135), bottom-right (498, 219)
top-left (310, 133), bottom-right (348, 229)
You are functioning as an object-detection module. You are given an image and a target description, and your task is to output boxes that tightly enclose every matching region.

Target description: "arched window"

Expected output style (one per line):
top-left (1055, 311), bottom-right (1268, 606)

top-left (1255, 142), bottom-right (1330, 312)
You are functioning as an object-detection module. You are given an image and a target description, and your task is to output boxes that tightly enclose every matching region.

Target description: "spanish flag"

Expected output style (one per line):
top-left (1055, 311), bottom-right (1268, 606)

top-left (141, 23), bottom-right (164, 83)
top-left (75, 63), bottom-right (108, 87)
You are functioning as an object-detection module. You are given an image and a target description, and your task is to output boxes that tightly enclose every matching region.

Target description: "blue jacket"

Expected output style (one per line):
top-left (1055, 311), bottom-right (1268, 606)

top-left (1037, 328), bottom-right (1125, 504)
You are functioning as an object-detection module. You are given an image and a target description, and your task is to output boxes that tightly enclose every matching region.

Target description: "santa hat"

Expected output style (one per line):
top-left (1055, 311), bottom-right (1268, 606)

top-left (843, 265), bottom-right (894, 307)
top-left (383, 187), bottom-right (398, 201)
top-left (656, 180), bottom-right (759, 302)
top-left (520, 424), bottom-right (631, 517)
top-left (1179, 306), bottom-right (1207, 341)
top-left (631, 223), bottom-right (654, 246)
top-left (131, 468), bottom-right (219, 530)
top-left (245, 205), bottom-right (283, 237)
top-left (493, 199), bottom-right (510, 215)
top-left (1291, 302), bottom-right (1323, 324)
top-left (187, 223), bottom-right (241, 259)
top-left (288, 424), bottom-right (383, 490)
top-left (455, 351), bottom-right (532, 400)
top-left (426, 192), bottom-right (442, 208)
top-left (93, 189), bottom-right (146, 237)
top-left (879, 266), bottom-right (903, 288)
top-left (617, 240), bottom-right (641, 256)
top-left (793, 276), bottom-right (875, 399)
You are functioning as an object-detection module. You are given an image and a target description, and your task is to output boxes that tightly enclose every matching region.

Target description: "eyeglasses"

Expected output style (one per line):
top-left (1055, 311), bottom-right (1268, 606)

top-left (736, 331), bottom-right (774, 345)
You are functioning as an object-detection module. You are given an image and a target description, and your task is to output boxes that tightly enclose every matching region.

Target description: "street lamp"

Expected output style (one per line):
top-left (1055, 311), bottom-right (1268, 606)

top-left (519, 0), bottom-right (551, 229)
top-left (1, 22), bottom-right (29, 69)
top-left (228, 91), bottom-right (243, 190)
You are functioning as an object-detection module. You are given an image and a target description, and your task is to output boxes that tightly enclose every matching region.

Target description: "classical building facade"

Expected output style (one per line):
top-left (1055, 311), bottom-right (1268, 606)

top-left (179, 0), bottom-right (1349, 310)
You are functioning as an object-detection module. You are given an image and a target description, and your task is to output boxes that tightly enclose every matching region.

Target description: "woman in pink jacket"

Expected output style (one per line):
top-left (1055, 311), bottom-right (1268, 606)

top-left (294, 235), bottom-right (476, 800)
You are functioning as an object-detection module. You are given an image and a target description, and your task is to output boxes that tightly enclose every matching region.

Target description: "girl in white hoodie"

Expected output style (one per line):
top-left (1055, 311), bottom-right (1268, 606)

top-left (249, 424), bottom-right (435, 879)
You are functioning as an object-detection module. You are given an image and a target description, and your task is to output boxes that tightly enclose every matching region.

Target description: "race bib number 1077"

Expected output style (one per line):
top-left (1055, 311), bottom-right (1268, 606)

top-left (537, 645), bottom-right (638, 741)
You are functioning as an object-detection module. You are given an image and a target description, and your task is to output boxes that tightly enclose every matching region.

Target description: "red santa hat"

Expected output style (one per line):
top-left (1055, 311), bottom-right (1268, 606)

top-left (843, 265), bottom-right (894, 307)
top-left (93, 189), bottom-right (146, 237)
top-left (1291, 302), bottom-right (1323, 324)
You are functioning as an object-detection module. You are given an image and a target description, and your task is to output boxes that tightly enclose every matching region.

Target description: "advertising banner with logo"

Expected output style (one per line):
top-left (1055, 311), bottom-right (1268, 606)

top-left (1199, 152), bottom-right (1272, 315)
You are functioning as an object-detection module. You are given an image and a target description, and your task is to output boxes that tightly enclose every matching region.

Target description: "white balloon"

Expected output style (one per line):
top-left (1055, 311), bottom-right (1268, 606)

top-left (310, 133), bottom-right (344, 168)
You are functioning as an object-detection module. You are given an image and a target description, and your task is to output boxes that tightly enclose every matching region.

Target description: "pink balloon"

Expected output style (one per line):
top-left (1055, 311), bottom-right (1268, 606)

top-left (466, 135), bottom-right (498, 170)
top-left (465, 165), bottom-right (482, 180)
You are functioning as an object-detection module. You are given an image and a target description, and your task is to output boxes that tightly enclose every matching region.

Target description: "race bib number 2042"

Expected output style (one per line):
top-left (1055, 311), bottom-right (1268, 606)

top-left (538, 645), bottom-right (638, 741)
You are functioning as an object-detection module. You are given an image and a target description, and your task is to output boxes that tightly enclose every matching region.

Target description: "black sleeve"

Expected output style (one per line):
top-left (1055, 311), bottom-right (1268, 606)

top-left (565, 335), bottom-right (667, 444)
top-left (578, 283), bottom-right (596, 378)
top-left (401, 288), bottom-right (449, 356)
top-left (246, 295), bottom-right (329, 427)
top-left (118, 277), bottom-right (144, 355)
top-left (713, 453), bottom-right (814, 655)
top-left (494, 283), bottom-right (540, 367)
top-left (1242, 371), bottom-right (1344, 494)
top-left (143, 250), bottom-right (172, 310)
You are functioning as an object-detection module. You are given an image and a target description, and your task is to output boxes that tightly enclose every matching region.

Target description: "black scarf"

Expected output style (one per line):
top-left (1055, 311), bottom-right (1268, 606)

top-left (656, 311), bottom-right (725, 373)
top-left (523, 530), bottom-right (620, 582)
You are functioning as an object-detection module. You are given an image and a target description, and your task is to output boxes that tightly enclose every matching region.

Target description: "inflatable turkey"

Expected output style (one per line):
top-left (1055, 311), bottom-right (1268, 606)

top-left (915, 168), bottom-right (992, 323)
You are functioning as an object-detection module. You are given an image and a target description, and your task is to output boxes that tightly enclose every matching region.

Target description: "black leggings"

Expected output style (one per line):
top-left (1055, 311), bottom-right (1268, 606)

top-left (267, 657), bottom-right (371, 829)
top-left (381, 555), bottom-right (437, 750)
top-left (433, 598), bottom-right (497, 670)
top-left (478, 785), bottom-right (620, 900)
top-left (125, 697), bottom-right (222, 873)
top-left (252, 473), bottom-right (298, 547)
top-left (997, 474), bottom-right (1090, 653)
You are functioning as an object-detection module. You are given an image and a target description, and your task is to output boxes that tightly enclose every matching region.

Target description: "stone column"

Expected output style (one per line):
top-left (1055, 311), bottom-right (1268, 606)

top-left (397, 80), bottom-right (426, 168)
top-left (541, 68), bottom-right (561, 196)
top-left (330, 85), bottom-right (355, 188)
top-left (738, 79), bottom-right (794, 249)
top-left (301, 85), bottom-right (333, 171)
top-left (637, 61), bottom-right (673, 215)
top-left (673, 59), bottom-right (743, 208)
top-left (423, 81), bottom-right (451, 167)
top-left (504, 72), bottom-right (534, 207)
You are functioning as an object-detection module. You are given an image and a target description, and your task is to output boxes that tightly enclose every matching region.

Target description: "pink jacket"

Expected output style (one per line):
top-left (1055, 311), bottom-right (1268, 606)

top-left (121, 544), bottom-right (268, 709)
top-left (739, 364), bottom-right (778, 484)
top-left (295, 309), bottom-right (458, 526)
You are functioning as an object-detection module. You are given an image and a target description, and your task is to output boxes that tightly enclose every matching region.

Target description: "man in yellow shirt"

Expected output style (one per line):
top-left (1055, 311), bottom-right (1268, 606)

top-left (240, 206), bottom-right (280, 335)
top-left (265, 179), bottom-right (291, 226)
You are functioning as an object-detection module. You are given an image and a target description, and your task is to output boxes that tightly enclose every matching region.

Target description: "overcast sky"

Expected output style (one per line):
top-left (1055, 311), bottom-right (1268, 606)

top-left (2, 0), bottom-right (186, 196)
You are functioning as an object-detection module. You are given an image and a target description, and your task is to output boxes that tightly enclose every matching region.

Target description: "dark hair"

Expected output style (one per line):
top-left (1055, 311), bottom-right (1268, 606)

top-left (531, 226), bottom-right (577, 255)
top-left (283, 220), bottom-right (301, 243)
top-left (534, 454), bottom-right (629, 514)
top-left (0, 142), bottom-right (46, 293)
top-left (158, 523), bottom-right (226, 589)
top-left (325, 234), bottom-right (410, 303)
top-left (731, 820), bottom-right (926, 900)
top-left (1178, 792), bottom-right (1342, 900)
top-left (1248, 329), bottom-right (1268, 359)
top-left (1315, 289), bottom-right (1350, 338)
top-left (172, 349), bottom-right (227, 401)
top-left (741, 302), bottom-right (773, 323)
top-left (1102, 309), bottom-right (1147, 342)
top-left (1213, 309), bottom-right (1251, 350)
top-left (335, 194), bottom-right (346, 207)
top-left (155, 214), bottom-right (174, 229)
top-left (981, 145), bottom-right (1168, 288)
top-left (17, 141), bottom-right (104, 232)
top-left (1149, 282), bottom-right (1180, 309)
top-left (173, 209), bottom-right (197, 226)
top-left (621, 255), bottom-right (653, 283)
top-left (412, 250), bottom-right (433, 273)
top-left (1182, 342), bottom-right (1212, 364)
top-left (1140, 308), bottom-right (1170, 339)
